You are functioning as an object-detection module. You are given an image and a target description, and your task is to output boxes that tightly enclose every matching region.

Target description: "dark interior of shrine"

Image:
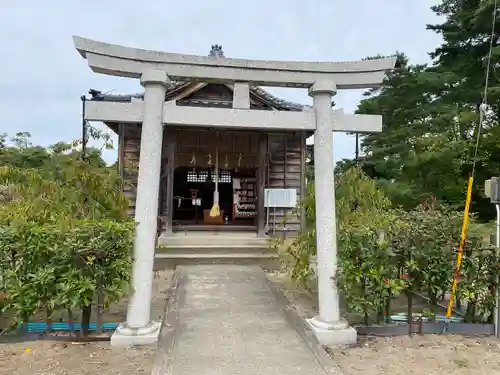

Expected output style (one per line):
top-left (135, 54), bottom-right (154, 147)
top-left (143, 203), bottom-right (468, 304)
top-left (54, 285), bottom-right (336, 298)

top-left (172, 167), bottom-right (256, 226)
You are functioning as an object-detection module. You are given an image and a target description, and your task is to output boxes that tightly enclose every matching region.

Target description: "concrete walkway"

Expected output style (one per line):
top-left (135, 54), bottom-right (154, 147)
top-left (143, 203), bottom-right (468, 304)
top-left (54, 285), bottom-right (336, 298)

top-left (158, 265), bottom-right (333, 375)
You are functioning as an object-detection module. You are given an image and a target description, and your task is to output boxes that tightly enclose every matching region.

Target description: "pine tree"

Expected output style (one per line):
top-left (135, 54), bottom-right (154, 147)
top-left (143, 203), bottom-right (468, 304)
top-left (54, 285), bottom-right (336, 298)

top-left (351, 0), bottom-right (500, 220)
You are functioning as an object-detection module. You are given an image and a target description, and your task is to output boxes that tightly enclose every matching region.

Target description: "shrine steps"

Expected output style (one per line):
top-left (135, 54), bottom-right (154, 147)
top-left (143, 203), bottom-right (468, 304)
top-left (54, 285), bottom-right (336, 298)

top-left (155, 231), bottom-right (280, 270)
top-left (171, 225), bottom-right (256, 232)
top-left (157, 231), bottom-right (269, 247)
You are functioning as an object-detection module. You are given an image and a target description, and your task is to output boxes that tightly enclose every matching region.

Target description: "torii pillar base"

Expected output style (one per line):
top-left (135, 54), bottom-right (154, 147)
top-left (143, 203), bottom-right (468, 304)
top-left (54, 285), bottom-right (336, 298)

top-left (110, 321), bottom-right (161, 347)
top-left (306, 316), bottom-right (357, 346)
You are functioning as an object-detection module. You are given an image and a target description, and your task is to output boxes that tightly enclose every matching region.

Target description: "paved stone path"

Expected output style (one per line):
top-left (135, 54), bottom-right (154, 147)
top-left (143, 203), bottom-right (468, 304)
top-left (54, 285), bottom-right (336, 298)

top-left (162, 265), bottom-right (331, 375)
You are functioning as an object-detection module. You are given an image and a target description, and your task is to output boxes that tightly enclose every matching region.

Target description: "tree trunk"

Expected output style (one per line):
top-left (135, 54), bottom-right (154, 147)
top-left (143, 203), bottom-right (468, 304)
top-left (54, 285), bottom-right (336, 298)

top-left (455, 294), bottom-right (462, 310)
top-left (464, 301), bottom-right (475, 323)
top-left (46, 308), bottom-right (53, 333)
top-left (385, 295), bottom-right (392, 324)
top-left (406, 290), bottom-right (413, 336)
top-left (429, 291), bottom-right (438, 321)
top-left (362, 277), bottom-right (369, 325)
top-left (68, 309), bottom-right (75, 335)
top-left (81, 305), bottom-right (92, 337)
top-left (376, 306), bottom-right (384, 325)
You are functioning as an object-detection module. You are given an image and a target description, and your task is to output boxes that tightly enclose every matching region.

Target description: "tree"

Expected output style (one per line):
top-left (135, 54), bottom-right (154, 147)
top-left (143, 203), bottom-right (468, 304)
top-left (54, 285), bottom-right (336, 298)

top-left (354, 54), bottom-right (461, 210)
top-left (0, 132), bottom-right (108, 172)
top-left (0, 133), bottom-right (7, 148)
top-left (0, 130), bottom-right (131, 335)
top-left (426, 0), bottom-right (500, 219)
top-left (350, 1), bottom-right (500, 221)
top-left (278, 165), bottom-right (393, 284)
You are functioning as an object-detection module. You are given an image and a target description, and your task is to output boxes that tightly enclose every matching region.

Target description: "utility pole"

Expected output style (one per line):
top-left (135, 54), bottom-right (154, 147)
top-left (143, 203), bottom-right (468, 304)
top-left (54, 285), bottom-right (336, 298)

top-left (81, 95), bottom-right (87, 161)
top-left (485, 177), bottom-right (500, 338)
top-left (355, 133), bottom-right (359, 162)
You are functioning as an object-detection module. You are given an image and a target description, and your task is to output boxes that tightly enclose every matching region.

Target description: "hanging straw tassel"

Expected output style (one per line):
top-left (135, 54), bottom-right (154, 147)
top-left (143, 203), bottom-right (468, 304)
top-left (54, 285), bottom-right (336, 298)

top-left (209, 136), bottom-right (220, 217)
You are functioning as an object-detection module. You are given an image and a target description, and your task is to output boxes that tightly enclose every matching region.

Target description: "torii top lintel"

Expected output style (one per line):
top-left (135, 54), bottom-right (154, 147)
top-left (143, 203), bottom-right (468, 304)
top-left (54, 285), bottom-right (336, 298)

top-left (73, 36), bottom-right (396, 89)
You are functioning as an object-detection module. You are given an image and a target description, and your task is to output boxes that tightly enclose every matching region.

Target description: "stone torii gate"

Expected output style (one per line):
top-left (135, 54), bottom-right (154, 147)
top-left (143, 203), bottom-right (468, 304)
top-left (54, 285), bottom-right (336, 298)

top-left (73, 36), bottom-right (395, 346)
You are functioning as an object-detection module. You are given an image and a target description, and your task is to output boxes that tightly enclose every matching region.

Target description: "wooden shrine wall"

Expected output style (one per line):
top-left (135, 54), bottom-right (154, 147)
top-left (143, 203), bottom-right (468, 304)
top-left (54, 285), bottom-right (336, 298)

top-left (266, 132), bottom-right (306, 238)
top-left (119, 124), bottom-right (141, 217)
top-left (174, 129), bottom-right (259, 169)
top-left (118, 124), bottom-right (307, 236)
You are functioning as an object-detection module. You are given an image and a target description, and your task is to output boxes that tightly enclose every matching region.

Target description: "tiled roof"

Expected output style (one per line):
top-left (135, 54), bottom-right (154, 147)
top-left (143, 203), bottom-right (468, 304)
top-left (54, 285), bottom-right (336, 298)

top-left (250, 86), bottom-right (304, 111)
top-left (89, 83), bottom-right (305, 112)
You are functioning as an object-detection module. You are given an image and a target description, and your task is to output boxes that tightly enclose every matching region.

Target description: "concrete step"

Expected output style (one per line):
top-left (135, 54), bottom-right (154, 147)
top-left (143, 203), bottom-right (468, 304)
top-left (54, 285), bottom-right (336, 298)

top-left (153, 251), bottom-right (281, 270)
top-left (161, 231), bottom-right (262, 238)
top-left (172, 225), bottom-right (256, 232)
top-left (158, 234), bottom-right (270, 247)
top-left (157, 252), bottom-right (277, 259)
top-left (156, 244), bottom-right (274, 254)
top-left (155, 231), bottom-right (278, 269)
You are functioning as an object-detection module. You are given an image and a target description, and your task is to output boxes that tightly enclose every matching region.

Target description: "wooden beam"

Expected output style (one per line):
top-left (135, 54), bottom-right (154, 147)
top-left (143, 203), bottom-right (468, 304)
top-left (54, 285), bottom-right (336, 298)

top-left (172, 82), bottom-right (207, 100)
top-left (85, 101), bottom-right (382, 133)
top-left (257, 133), bottom-right (267, 237)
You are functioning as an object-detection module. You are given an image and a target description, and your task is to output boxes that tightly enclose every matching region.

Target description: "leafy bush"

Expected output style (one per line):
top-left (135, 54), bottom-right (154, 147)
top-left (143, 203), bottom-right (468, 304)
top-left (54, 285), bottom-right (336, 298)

top-left (458, 226), bottom-right (498, 323)
top-left (0, 162), bottom-right (128, 225)
top-left (276, 166), bottom-right (392, 281)
top-left (0, 220), bottom-right (133, 329)
top-left (0, 145), bottom-right (134, 333)
top-left (278, 166), bottom-right (499, 324)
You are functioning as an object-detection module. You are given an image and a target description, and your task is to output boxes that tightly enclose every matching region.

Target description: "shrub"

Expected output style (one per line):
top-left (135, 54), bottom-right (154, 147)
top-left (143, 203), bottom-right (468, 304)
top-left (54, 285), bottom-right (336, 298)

top-left (278, 166), bottom-right (498, 324)
top-left (0, 220), bottom-right (133, 330)
top-left (0, 155), bottom-right (133, 334)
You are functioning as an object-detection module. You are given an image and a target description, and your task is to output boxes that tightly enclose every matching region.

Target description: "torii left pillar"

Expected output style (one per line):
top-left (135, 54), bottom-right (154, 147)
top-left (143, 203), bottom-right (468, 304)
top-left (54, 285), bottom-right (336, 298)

top-left (111, 70), bottom-right (170, 346)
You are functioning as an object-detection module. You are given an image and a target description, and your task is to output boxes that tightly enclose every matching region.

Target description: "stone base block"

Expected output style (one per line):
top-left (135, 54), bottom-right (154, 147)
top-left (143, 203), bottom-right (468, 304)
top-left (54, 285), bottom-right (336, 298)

top-left (306, 316), bottom-right (357, 346)
top-left (110, 321), bottom-right (161, 347)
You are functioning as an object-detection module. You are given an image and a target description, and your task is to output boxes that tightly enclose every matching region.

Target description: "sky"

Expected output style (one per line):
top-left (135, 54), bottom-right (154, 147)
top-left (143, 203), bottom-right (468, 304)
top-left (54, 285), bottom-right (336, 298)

top-left (1, 0), bottom-right (443, 164)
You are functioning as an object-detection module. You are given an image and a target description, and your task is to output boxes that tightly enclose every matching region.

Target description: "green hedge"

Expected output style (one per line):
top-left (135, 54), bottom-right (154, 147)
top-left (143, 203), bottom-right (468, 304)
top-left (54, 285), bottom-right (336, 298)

top-left (277, 167), bottom-right (499, 324)
top-left (0, 219), bottom-right (134, 331)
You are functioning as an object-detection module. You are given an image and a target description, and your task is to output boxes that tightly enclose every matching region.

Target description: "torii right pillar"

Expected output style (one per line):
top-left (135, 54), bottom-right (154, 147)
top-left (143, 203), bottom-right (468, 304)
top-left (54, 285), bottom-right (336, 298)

top-left (307, 80), bottom-right (357, 345)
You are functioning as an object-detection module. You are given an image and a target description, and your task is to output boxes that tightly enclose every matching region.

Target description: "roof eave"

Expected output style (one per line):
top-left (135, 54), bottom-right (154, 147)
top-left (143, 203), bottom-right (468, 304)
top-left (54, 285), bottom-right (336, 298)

top-left (88, 84), bottom-right (304, 112)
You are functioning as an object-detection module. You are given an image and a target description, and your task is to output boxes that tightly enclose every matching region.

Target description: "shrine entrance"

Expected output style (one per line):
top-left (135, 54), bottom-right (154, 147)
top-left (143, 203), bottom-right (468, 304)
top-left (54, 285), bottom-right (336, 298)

top-left (168, 128), bottom-right (260, 231)
top-left (172, 167), bottom-right (257, 228)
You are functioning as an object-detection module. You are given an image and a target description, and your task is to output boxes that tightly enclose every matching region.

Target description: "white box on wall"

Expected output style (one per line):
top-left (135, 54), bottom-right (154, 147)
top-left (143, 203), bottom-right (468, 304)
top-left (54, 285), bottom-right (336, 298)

top-left (264, 188), bottom-right (297, 208)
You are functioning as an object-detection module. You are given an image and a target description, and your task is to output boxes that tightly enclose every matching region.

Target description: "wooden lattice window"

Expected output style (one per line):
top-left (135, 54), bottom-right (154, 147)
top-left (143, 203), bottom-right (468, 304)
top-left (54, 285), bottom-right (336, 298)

top-left (186, 170), bottom-right (231, 183)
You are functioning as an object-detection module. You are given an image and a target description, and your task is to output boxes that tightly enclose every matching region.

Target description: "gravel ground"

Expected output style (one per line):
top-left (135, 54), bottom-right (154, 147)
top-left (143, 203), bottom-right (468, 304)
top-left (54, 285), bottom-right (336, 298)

top-left (0, 341), bottom-right (155, 375)
top-left (333, 334), bottom-right (500, 375)
top-left (266, 271), bottom-right (500, 375)
top-left (0, 270), bottom-right (173, 375)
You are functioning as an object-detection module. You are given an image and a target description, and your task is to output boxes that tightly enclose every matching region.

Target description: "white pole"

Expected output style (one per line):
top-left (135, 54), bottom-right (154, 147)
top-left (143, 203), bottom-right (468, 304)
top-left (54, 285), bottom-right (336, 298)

top-left (127, 71), bottom-right (168, 328)
top-left (495, 204), bottom-right (500, 338)
top-left (113, 70), bottom-right (169, 346)
top-left (306, 81), bottom-right (356, 345)
top-left (309, 80), bottom-right (340, 324)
